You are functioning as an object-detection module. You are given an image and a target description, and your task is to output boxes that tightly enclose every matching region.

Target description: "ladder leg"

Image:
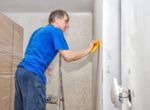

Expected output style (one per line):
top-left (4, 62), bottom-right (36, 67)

top-left (58, 54), bottom-right (65, 110)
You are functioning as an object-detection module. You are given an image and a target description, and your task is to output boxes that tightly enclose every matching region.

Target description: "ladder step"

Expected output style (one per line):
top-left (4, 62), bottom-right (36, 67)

top-left (46, 95), bottom-right (62, 104)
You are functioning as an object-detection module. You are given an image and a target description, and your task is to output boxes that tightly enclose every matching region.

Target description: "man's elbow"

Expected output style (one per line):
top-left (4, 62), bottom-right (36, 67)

top-left (63, 57), bottom-right (72, 62)
top-left (59, 50), bottom-right (73, 62)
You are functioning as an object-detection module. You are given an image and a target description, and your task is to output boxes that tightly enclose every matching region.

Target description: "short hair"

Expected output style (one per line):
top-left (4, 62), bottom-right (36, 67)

top-left (48, 9), bottom-right (69, 24)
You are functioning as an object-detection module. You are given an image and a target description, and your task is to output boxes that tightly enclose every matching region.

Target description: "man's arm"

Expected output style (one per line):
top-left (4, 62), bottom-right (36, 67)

top-left (59, 40), bottom-right (95, 62)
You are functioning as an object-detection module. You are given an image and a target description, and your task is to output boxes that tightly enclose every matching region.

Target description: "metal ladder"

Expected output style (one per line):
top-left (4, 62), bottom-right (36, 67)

top-left (46, 54), bottom-right (65, 110)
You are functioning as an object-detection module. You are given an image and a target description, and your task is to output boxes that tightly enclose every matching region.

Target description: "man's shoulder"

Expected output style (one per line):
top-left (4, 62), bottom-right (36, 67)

top-left (45, 24), bottom-right (63, 32)
top-left (34, 24), bottom-right (63, 35)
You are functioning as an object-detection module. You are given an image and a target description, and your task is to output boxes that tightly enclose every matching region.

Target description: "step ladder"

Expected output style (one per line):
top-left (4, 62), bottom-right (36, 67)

top-left (46, 54), bottom-right (65, 110)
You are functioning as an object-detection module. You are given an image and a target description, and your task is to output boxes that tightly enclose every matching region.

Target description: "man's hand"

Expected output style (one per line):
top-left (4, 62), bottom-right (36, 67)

top-left (89, 39), bottom-right (100, 53)
top-left (59, 39), bottom-right (100, 62)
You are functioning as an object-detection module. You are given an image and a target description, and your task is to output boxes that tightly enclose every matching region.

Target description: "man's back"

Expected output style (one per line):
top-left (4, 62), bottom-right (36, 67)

top-left (18, 24), bottom-right (69, 84)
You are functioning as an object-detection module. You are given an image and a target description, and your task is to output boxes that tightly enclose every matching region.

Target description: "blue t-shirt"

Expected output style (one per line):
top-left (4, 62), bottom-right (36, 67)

top-left (19, 24), bottom-right (69, 84)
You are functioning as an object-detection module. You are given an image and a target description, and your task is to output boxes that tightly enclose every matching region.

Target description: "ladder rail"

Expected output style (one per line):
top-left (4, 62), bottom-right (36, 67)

top-left (46, 54), bottom-right (65, 110)
top-left (58, 54), bottom-right (65, 110)
top-left (59, 54), bottom-right (65, 110)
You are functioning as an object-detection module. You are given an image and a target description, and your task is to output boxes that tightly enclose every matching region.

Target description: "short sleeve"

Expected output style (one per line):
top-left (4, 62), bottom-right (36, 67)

top-left (52, 29), bottom-right (69, 51)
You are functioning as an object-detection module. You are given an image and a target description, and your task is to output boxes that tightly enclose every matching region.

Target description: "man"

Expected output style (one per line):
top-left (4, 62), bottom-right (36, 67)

top-left (14, 9), bottom-right (96, 110)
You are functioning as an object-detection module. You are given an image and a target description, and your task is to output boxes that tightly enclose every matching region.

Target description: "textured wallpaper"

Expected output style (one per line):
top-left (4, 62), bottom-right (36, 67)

top-left (46, 13), bottom-right (93, 110)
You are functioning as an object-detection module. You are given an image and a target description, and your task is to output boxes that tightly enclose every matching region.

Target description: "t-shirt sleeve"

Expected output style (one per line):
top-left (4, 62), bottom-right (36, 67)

top-left (52, 29), bottom-right (69, 51)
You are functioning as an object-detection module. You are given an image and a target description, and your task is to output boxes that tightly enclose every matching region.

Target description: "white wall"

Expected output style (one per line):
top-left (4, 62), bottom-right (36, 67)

top-left (93, 0), bottom-right (122, 110)
top-left (121, 0), bottom-right (150, 110)
top-left (102, 0), bottom-right (121, 110)
top-left (93, 0), bottom-right (103, 110)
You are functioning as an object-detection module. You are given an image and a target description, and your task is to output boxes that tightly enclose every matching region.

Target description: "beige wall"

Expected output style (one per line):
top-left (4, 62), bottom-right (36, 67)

top-left (5, 13), bottom-right (49, 54)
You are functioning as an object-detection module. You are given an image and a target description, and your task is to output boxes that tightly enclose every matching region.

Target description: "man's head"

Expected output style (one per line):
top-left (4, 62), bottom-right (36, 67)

top-left (49, 9), bottom-right (69, 31)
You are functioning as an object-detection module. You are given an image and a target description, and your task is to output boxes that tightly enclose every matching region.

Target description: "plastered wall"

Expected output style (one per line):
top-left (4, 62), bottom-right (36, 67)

top-left (93, 0), bottom-right (102, 110)
top-left (6, 12), bottom-right (93, 110)
top-left (102, 0), bottom-right (121, 110)
top-left (121, 0), bottom-right (150, 110)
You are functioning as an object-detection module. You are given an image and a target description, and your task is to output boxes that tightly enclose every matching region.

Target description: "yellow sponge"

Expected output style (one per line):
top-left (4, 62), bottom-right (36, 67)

top-left (90, 39), bottom-right (101, 53)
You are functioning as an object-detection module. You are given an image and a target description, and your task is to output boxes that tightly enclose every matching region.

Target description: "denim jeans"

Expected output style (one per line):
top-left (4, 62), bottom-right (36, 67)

top-left (14, 67), bottom-right (46, 110)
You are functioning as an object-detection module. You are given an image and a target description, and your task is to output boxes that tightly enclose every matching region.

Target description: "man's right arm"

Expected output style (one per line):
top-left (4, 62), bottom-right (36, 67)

top-left (59, 40), bottom-right (95, 62)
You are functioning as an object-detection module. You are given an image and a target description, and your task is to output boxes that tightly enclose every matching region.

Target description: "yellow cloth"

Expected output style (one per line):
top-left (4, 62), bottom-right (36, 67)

top-left (90, 39), bottom-right (101, 53)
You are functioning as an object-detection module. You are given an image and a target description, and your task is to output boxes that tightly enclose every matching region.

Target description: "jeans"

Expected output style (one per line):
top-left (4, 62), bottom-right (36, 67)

top-left (14, 67), bottom-right (46, 110)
